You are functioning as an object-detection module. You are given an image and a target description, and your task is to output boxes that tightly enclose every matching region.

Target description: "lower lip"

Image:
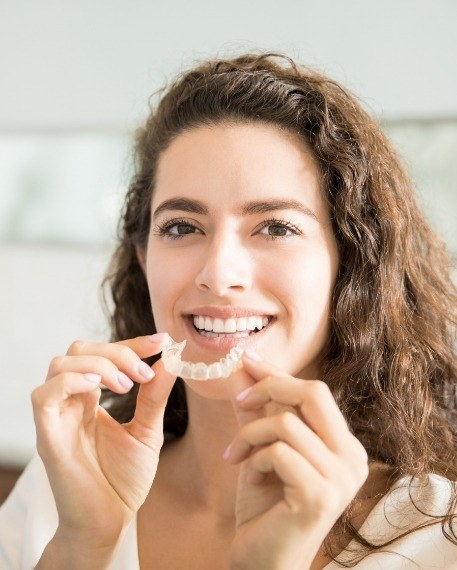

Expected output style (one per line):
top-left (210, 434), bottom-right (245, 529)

top-left (183, 317), bottom-right (275, 353)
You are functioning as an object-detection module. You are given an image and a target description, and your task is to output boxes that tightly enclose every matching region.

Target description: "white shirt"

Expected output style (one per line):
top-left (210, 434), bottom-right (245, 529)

top-left (0, 453), bottom-right (456, 569)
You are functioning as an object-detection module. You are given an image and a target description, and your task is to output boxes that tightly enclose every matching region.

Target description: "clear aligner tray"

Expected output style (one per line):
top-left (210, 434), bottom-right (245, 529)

top-left (161, 336), bottom-right (246, 380)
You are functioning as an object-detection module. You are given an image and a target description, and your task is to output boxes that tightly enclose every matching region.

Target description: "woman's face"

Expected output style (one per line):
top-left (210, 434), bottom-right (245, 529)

top-left (137, 122), bottom-right (339, 396)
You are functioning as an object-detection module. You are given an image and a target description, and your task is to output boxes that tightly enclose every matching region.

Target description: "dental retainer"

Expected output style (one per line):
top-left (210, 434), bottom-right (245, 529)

top-left (162, 336), bottom-right (246, 380)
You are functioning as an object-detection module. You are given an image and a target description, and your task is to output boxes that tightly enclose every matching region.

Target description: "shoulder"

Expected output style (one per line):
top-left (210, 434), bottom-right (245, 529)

top-left (383, 473), bottom-right (456, 524)
top-left (332, 474), bottom-right (457, 569)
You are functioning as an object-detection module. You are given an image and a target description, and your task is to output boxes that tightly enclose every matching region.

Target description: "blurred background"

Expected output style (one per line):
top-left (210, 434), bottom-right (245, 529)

top-left (1, 0), bottom-right (456, 501)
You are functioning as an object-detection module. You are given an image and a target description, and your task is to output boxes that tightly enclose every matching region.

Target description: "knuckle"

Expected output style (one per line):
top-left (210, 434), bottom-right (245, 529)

top-left (263, 375), bottom-right (274, 389)
top-left (309, 493), bottom-right (327, 515)
top-left (357, 457), bottom-right (370, 482)
top-left (270, 440), bottom-right (289, 460)
top-left (310, 379), bottom-right (330, 395)
top-left (306, 482), bottom-right (341, 517)
top-left (358, 443), bottom-right (369, 464)
top-left (49, 355), bottom-right (65, 372)
top-left (259, 376), bottom-right (271, 391)
top-left (344, 459), bottom-right (368, 492)
top-left (30, 387), bottom-right (42, 408)
top-left (277, 411), bottom-right (298, 432)
top-left (57, 371), bottom-right (74, 385)
top-left (117, 345), bottom-right (135, 363)
top-left (350, 435), bottom-right (369, 462)
top-left (321, 485), bottom-right (341, 513)
top-left (67, 339), bottom-right (86, 355)
top-left (91, 355), bottom-right (115, 377)
top-left (306, 380), bottom-right (331, 403)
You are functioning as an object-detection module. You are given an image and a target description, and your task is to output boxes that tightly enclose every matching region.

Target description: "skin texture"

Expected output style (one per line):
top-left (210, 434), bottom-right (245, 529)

top-left (134, 123), bottom-right (369, 568)
top-left (28, 122), bottom-right (390, 568)
top-left (141, 122), bottom-right (339, 382)
top-left (32, 333), bottom-right (179, 566)
top-left (136, 123), bottom-right (340, 517)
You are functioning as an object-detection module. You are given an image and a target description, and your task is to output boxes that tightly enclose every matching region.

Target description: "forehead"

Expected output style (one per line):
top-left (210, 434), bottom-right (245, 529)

top-left (152, 122), bottom-right (323, 214)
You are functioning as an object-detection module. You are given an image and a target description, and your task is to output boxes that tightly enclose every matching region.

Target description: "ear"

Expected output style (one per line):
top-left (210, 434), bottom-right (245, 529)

top-left (135, 244), bottom-right (147, 275)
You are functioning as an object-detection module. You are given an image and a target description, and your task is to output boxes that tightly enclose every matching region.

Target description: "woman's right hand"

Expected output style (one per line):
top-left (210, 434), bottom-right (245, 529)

top-left (31, 333), bottom-right (176, 551)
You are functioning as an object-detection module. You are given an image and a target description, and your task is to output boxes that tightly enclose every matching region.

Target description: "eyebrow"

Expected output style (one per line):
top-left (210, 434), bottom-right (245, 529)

top-left (152, 197), bottom-right (319, 222)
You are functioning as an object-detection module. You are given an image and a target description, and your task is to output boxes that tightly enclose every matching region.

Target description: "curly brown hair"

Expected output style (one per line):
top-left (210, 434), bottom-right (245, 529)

top-left (99, 51), bottom-right (457, 566)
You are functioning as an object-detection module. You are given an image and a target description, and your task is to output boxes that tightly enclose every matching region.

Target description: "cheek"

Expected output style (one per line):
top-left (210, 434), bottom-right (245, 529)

top-left (146, 248), bottom-right (196, 322)
top-left (146, 252), bottom-right (176, 319)
top-left (266, 246), bottom-right (337, 370)
top-left (263, 245), bottom-right (336, 307)
top-left (275, 250), bottom-right (336, 376)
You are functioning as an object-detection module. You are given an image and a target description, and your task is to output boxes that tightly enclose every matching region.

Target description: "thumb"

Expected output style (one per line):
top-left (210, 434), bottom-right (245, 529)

top-left (227, 355), bottom-right (265, 428)
top-left (126, 357), bottom-right (178, 448)
top-left (227, 350), bottom-right (289, 428)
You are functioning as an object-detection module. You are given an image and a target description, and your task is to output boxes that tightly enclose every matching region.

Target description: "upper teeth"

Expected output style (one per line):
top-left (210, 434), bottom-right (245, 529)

top-left (192, 315), bottom-right (270, 333)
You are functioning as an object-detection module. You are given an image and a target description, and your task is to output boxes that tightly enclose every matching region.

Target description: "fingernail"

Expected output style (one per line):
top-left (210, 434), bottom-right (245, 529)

top-left (149, 332), bottom-right (169, 343)
top-left (84, 373), bottom-right (101, 383)
top-left (243, 348), bottom-right (262, 361)
top-left (138, 361), bottom-right (155, 380)
top-left (236, 387), bottom-right (252, 402)
top-left (117, 371), bottom-right (134, 390)
top-left (223, 443), bottom-right (233, 460)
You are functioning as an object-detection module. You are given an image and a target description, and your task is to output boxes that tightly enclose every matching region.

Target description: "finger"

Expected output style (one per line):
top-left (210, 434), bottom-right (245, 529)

top-left (31, 372), bottom-right (103, 450)
top-left (115, 332), bottom-right (169, 359)
top-left (226, 364), bottom-right (266, 428)
top-left (126, 358), bottom-right (179, 448)
top-left (247, 442), bottom-right (365, 519)
top-left (62, 333), bottom-right (169, 388)
top-left (32, 371), bottom-right (102, 411)
top-left (240, 351), bottom-right (295, 384)
top-left (236, 366), bottom-right (350, 454)
top-left (48, 354), bottom-right (148, 394)
top-left (225, 412), bottom-right (339, 478)
top-left (245, 441), bottom-right (323, 498)
top-left (67, 332), bottom-right (169, 358)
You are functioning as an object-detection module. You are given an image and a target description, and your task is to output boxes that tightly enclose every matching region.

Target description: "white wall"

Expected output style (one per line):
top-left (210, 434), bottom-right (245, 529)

top-left (0, 244), bottom-right (112, 467)
top-left (1, 0), bottom-right (456, 467)
top-left (1, 0), bottom-right (456, 130)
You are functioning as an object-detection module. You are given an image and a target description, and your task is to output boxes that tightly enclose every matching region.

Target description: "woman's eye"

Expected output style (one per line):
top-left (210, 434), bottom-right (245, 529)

top-left (155, 217), bottom-right (301, 241)
top-left (258, 221), bottom-right (300, 240)
top-left (168, 223), bottom-right (198, 236)
top-left (259, 224), bottom-right (290, 238)
top-left (155, 220), bottom-right (204, 239)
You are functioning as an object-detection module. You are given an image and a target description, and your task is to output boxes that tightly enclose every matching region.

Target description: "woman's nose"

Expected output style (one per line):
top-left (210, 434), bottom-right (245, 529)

top-left (194, 232), bottom-right (252, 296)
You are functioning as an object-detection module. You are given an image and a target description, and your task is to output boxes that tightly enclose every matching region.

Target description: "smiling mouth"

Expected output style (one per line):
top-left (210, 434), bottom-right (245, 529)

top-left (188, 316), bottom-right (275, 338)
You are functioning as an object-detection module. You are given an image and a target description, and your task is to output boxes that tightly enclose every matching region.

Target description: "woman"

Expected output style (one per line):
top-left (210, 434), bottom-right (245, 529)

top-left (0, 51), bottom-right (456, 569)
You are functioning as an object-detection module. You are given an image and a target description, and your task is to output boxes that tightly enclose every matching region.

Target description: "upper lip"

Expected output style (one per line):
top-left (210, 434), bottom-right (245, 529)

top-left (184, 306), bottom-right (276, 319)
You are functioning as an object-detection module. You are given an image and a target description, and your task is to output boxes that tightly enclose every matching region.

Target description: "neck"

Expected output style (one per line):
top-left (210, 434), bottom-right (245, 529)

top-left (161, 385), bottom-right (241, 521)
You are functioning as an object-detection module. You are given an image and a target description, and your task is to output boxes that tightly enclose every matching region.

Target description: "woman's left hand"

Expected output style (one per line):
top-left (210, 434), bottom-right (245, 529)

top-left (225, 352), bottom-right (369, 570)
